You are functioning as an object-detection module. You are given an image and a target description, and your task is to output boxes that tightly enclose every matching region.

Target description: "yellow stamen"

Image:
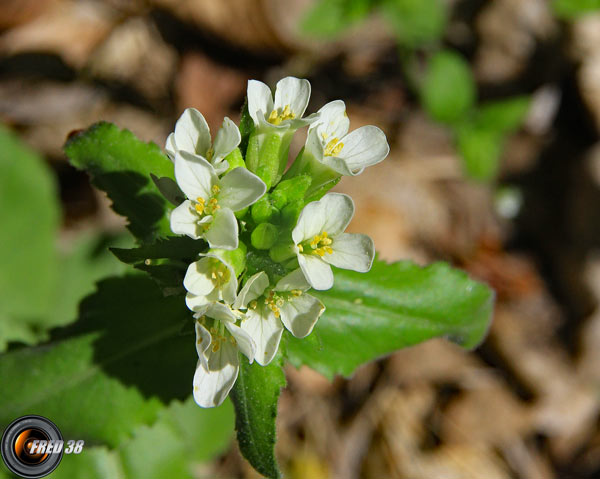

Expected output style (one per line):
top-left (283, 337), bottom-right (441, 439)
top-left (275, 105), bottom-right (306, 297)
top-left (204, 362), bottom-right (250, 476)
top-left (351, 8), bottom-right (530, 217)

top-left (206, 148), bottom-right (214, 161)
top-left (324, 138), bottom-right (344, 156)
top-left (267, 104), bottom-right (296, 125)
top-left (212, 184), bottom-right (220, 195)
top-left (297, 244), bottom-right (303, 252)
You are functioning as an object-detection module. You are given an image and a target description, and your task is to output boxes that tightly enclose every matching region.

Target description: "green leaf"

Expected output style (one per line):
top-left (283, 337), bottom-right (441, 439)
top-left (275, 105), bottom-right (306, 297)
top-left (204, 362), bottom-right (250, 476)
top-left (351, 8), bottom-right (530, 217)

top-left (46, 398), bottom-right (234, 479)
top-left (552, 0), bottom-right (600, 18)
top-left (381, 0), bottom-right (446, 46)
top-left (301, 0), bottom-right (372, 38)
top-left (0, 275), bottom-right (196, 447)
top-left (476, 97), bottom-right (530, 133)
top-left (64, 122), bottom-right (175, 242)
top-left (456, 122), bottom-right (503, 181)
top-left (230, 357), bottom-right (286, 479)
top-left (421, 50), bottom-right (476, 124)
top-left (0, 124), bottom-right (60, 348)
top-left (284, 260), bottom-right (494, 379)
top-left (111, 236), bottom-right (205, 265)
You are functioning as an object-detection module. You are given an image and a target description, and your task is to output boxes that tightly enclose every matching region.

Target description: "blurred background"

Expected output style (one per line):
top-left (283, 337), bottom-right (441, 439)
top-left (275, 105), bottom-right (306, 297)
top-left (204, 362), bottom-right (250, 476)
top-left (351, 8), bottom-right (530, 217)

top-left (2, 0), bottom-right (600, 477)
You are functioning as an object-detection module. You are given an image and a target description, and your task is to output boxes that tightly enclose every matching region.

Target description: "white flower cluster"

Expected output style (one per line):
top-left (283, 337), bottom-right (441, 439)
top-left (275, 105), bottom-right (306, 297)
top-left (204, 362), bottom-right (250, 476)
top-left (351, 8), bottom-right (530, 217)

top-left (164, 77), bottom-right (389, 407)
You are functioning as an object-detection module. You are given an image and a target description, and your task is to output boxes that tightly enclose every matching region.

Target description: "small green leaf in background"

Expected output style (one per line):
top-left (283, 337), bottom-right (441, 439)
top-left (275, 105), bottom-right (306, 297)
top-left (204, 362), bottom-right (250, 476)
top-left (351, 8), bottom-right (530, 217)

top-left (421, 50), bottom-right (476, 124)
top-left (552, 0), bottom-right (600, 18)
top-left (285, 259), bottom-right (494, 379)
top-left (456, 123), bottom-right (503, 182)
top-left (65, 122), bottom-right (175, 242)
top-left (0, 126), bottom-right (129, 350)
top-left (455, 96), bottom-right (530, 181)
top-left (230, 358), bottom-right (287, 479)
top-left (475, 97), bottom-right (530, 133)
top-left (0, 124), bottom-right (59, 348)
top-left (0, 275), bottom-right (195, 447)
top-left (42, 398), bottom-right (234, 479)
top-left (381, 0), bottom-right (446, 47)
top-left (301, 0), bottom-right (372, 38)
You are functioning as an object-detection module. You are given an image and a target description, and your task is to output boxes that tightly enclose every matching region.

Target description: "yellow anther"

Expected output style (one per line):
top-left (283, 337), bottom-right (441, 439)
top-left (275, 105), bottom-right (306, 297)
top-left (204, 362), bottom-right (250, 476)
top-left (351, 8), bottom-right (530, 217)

top-left (211, 184), bottom-right (220, 195)
top-left (211, 272), bottom-right (217, 280)
top-left (249, 300), bottom-right (258, 309)
top-left (297, 244), bottom-right (303, 252)
top-left (321, 131), bottom-right (329, 141)
top-left (206, 148), bottom-right (214, 161)
top-left (196, 197), bottom-right (205, 204)
top-left (324, 246), bottom-right (333, 254)
top-left (194, 197), bottom-right (206, 214)
top-left (324, 138), bottom-right (344, 156)
top-left (212, 343), bottom-right (220, 352)
top-left (322, 238), bottom-right (332, 245)
top-left (291, 289), bottom-right (303, 297)
top-left (267, 104), bottom-right (296, 125)
top-left (322, 231), bottom-right (328, 238)
top-left (315, 248), bottom-right (325, 257)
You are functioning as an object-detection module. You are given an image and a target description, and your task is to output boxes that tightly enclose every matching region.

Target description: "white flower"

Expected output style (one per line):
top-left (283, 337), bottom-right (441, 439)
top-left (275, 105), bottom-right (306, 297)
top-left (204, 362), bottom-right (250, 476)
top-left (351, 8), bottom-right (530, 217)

top-left (165, 108), bottom-right (240, 175)
top-left (305, 100), bottom-right (389, 176)
top-left (184, 253), bottom-right (237, 310)
top-left (170, 151), bottom-right (266, 249)
top-left (232, 269), bottom-right (325, 365)
top-left (292, 193), bottom-right (374, 290)
top-left (192, 302), bottom-right (256, 408)
top-left (247, 77), bottom-right (316, 131)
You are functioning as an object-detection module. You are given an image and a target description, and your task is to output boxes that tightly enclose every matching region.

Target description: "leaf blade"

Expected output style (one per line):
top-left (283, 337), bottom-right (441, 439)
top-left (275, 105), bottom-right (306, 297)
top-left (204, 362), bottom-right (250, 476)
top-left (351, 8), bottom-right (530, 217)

top-left (64, 122), bottom-right (174, 242)
top-left (230, 358), bottom-right (286, 479)
top-left (285, 260), bottom-right (494, 379)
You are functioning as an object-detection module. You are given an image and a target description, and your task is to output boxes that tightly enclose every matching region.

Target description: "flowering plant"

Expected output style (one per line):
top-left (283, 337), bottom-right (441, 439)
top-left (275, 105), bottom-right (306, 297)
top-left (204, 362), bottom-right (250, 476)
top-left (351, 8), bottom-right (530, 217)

top-left (0, 76), bottom-right (495, 478)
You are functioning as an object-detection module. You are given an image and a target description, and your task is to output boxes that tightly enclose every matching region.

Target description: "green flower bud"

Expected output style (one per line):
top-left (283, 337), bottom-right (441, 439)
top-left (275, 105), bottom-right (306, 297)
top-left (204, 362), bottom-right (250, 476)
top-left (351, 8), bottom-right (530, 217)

top-left (271, 175), bottom-right (312, 209)
top-left (224, 147), bottom-right (246, 172)
top-left (251, 223), bottom-right (278, 250)
top-left (269, 242), bottom-right (297, 263)
top-left (251, 196), bottom-right (279, 224)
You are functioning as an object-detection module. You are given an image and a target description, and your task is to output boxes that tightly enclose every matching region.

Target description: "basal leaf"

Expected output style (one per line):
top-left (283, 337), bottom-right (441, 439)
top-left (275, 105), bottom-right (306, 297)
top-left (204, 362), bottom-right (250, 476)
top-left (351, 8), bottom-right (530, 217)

top-left (284, 260), bottom-right (494, 379)
top-left (46, 398), bottom-right (234, 479)
top-left (64, 122), bottom-right (174, 242)
top-left (230, 358), bottom-right (286, 479)
top-left (0, 275), bottom-right (196, 447)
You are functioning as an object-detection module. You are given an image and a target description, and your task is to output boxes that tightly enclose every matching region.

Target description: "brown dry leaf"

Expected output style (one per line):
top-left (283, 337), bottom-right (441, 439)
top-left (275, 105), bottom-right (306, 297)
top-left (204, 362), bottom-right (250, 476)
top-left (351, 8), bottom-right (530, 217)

top-left (88, 17), bottom-right (177, 100)
top-left (0, 0), bottom-right (56, 29)
top-left (474, 0), bottom-right (556, 82)
top-left (0, 0), bottom-right (117, 68)
top-left (175, 52), bottom-right (247, 132)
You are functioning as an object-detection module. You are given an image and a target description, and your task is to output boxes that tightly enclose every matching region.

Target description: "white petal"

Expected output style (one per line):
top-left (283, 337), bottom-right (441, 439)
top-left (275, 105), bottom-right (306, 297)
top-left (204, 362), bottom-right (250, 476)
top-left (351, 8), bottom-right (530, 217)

top-left (274, 77), bottom-right (311, 118)
top-left (203, 302), bottom-right (238, 323)
top-left (247, 80), bottom-right (273, 126)
top-left (338, 126), bottom-right (389, 173)
top-left (279, 294), bottom-right (324, 338)
top-left (275, 268), bottom-right (310, 292)
top-left (204, 208), bottom-right (238, 250)
top-left (304, 127), bottom-right (325, 160)
top-left (195, 322), bottom-right (212, 369)
top-left (291, 193), bottom-right (354, 243)
top-left (174, 108), bottom-right (211, 157)
top-left (298, 254), bottom-right (334, 291)
top-left (324, 233), bottom-right (374, 273)
top-left (192, 345), bottom-right (238, 408)
top-left (174, 151), bottom-right (217, 201)
top-left (212, 117), bottom-right (241, 163)
top-left (218, 168), bottom-right (266, 211)
top-left (224, 322), bottom-right (256, 363)
top-left (233, 272), bottom-right (270, 309)
top-left (320, 155), bottom-right (354, 176)
top-left (170, 200), bottom-right (202, 239)
top-left (165, 132), bottom-right (177, 161)
top-left (183, 258), bottom-right (217, 296)
top-left (186, 292), bottom-right (210, 311)
top-left (310, 100), bottom-right (349, 139)
top-left (241, 307), bottom-right (283, 366)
